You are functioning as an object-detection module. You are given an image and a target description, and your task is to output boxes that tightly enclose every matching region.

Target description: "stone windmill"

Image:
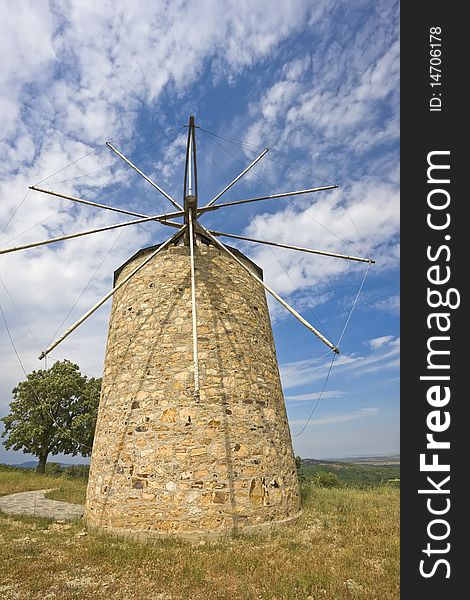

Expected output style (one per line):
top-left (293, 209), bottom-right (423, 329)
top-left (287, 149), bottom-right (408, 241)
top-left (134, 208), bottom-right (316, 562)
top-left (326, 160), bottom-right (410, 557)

top-left (2, 117), bottom-right (374, 539)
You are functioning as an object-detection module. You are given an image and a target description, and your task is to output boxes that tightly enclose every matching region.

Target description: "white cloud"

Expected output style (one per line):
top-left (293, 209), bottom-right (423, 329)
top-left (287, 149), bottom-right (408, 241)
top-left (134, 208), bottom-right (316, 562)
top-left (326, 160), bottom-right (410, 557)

top-left (0, 1), bottom-right (57, 138)
top-left (368, 335), bottom-right (395, 350)
top-left (375, 293), bottom-right (400, 314)
top-left (281, 336), bottom-right (399, 389)
top-left (291, 407), bottom-right (379, 427)
top-left (285, 389), bottom-right (345, 405)
top-left (261, 80), bottom-right (303, 123)
top-left (282, 56), bottom-right (311, 81)
top-left (242, 1), bottom-right (399, 181)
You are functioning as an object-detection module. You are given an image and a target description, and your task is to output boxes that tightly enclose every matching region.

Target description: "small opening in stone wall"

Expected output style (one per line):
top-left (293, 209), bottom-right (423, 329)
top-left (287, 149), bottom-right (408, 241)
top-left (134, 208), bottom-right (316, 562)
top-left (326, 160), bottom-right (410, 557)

top-left (186, 415), bottom-right (191, 426)
top-left (127, 307), bottom-right (133, 311)
top-left (131, 401), bottom-right (140, 409)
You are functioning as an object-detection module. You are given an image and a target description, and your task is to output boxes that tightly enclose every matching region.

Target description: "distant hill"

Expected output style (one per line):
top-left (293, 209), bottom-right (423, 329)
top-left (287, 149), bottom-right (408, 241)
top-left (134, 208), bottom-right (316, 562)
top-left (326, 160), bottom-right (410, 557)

top-left (7, 461), bottom-right (87, 469)
top-left (302, 454), bottom-right (400, 466)
top-left (299, 456), bottom-right (400, 487)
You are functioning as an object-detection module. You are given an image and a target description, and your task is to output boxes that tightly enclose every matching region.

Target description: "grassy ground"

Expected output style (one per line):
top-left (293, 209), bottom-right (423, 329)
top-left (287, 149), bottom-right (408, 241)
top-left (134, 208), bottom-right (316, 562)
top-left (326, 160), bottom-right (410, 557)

top-left (0, 471), bottom-right (399, 600)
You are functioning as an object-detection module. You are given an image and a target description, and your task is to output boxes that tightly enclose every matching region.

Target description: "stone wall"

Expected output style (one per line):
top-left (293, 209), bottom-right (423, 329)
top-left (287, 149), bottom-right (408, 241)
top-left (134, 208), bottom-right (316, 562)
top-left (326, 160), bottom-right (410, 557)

top-left (85, 239), bottom-right (301, 538)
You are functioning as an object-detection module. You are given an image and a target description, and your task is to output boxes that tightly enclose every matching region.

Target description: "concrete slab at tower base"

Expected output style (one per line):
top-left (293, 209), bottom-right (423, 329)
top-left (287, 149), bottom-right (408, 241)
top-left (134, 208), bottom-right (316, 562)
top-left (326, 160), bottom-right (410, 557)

top-left (86, 509), bottom-right (302, 543)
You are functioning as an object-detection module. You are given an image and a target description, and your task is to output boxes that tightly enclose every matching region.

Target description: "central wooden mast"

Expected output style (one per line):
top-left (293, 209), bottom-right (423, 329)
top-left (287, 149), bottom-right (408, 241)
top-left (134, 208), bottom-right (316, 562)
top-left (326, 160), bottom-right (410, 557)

top-left (183, 115), bottom-right (198, 245)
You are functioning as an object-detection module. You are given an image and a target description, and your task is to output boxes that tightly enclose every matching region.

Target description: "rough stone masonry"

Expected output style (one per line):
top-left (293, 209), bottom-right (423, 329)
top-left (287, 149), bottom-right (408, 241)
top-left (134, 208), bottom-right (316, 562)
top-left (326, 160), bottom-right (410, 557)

top-left (85, 237), bottom-right (301, 539)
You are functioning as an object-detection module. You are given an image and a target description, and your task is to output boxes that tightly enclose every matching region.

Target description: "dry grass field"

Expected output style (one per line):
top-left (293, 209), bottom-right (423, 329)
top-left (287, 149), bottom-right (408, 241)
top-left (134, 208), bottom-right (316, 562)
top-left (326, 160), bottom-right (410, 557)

top-left (0, 470), bottom-right (399, 599)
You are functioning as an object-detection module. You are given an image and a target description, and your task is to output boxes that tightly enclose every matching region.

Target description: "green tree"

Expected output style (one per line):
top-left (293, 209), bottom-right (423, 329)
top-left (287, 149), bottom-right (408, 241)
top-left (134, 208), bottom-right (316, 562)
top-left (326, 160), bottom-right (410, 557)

top-left (1, 360), bottom-right (101, 473)
top-left (295, 455), bottom-right (306, 483)
top-left (313, 471), bottom-right (341, 488)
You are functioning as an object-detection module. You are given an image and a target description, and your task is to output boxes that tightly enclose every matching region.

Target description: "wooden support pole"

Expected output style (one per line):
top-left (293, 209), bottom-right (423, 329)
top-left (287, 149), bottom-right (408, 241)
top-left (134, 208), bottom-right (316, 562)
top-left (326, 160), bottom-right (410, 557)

top-left (38, 227), bottom-right (187, 359)
top-left (197, 223), bottom-right (339, 354)
top-left (188, 211), bottom-right (200, 396)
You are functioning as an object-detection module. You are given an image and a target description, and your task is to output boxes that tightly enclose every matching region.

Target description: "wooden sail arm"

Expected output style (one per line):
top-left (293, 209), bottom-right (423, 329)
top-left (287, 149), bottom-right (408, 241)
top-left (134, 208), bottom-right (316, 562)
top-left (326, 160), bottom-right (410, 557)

top-left (106, 142), bottom-right (183, 211)
top-left (196, 223), bottom-right (339, 354)
top-left (208, 230), bottom-right (375, 264)
top-left (38, 226), bottom-right (187, 360)
top-left (204, 148), bottom-right (269, 207)
top-left (29, 185), bottom-right (184, 222)
top-left (0, 214), bottom-right (183, 256)
top-left (197, 185), bottom-right (338, 216)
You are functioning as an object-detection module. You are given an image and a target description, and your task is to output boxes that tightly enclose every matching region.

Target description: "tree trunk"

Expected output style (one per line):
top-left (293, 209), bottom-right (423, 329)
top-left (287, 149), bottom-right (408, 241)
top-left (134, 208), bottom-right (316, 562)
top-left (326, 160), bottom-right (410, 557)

top-left (36, 452), bottom-right (48, 474)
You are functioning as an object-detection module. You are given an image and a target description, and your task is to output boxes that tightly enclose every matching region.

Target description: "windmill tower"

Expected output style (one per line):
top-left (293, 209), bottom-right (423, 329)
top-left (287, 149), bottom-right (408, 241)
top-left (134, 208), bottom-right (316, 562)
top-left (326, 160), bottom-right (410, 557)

top-left (2, 117), bottom-right (374, 539)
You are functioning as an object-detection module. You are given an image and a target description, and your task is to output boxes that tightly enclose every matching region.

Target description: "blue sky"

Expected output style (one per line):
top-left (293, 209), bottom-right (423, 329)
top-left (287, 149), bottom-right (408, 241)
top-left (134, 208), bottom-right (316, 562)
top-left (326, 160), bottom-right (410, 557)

top-left (0, 0), bottom-right (399, 463)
